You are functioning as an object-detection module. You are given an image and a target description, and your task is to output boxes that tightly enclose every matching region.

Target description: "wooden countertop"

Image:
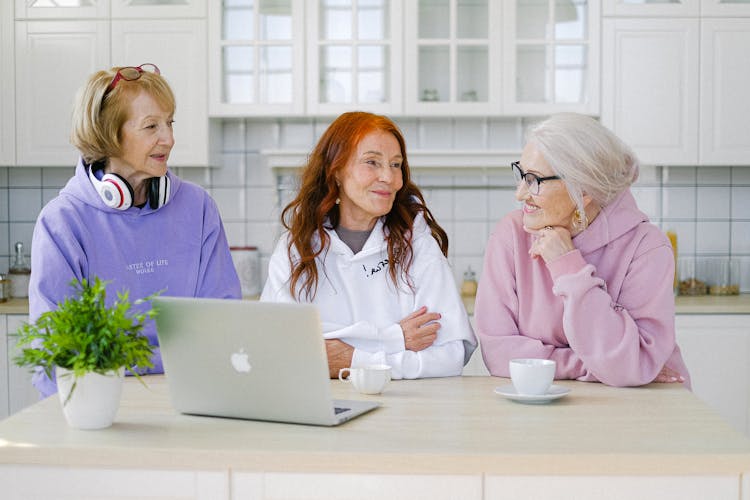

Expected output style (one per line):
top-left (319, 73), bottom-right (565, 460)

top-left (4, 295), bottom-right (750, 317)
top-left (1, 375), bottom-right (749, 475)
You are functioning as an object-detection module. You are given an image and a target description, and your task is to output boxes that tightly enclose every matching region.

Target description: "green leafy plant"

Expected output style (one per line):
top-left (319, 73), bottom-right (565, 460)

top-left (14, 277), bottom-right (159, 402)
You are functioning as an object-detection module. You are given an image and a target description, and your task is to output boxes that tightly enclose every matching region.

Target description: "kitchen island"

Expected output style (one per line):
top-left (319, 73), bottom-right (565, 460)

top-left (0, 376), bottom-right (749, 499)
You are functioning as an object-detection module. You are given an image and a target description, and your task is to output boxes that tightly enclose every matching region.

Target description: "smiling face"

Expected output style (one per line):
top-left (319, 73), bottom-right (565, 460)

top-left (108, 90), bottom-right (174, 186)
top-left (515, 143), bottom-right (577, 231)
top-left (337, 130), bottom-right (404, 231)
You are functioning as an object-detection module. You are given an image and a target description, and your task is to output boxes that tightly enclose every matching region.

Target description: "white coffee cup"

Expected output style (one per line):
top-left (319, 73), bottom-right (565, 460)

top-left (509, 358), bottom-right (556, 396)
top-left (338, 364), bottom-right (392, 395)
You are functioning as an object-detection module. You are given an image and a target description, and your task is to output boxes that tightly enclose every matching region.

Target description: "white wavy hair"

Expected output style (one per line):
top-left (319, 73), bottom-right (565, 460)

top-left (526, 113), bottom-right (640, 227)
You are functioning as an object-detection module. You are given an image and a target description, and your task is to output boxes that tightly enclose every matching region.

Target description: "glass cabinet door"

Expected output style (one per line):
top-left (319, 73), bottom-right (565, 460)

top-left (503, 0), bottom-right (599, 115)
top-left (308, 0), bottom-right (402, 114)
top-left (14, 0), bottom-right (110, 19)
top-left (111, 0), bottom-right (207, 18)
top-left (602, 0), bottom-right (700, 16)
top-left (209, 0), bottom-right (304, 116)
top-left (701, 0), bottom-right (750, 16)
top-left (405, 0), bottom-right (501, 115)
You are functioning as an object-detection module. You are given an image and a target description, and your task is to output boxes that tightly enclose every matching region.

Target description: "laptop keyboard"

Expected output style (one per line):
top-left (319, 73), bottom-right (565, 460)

top-left (334, 406), bottom-right (350, 415)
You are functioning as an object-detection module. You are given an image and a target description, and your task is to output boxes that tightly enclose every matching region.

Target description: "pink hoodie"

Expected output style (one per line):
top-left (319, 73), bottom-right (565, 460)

top-left (475, 190), bottom-right (691, 388)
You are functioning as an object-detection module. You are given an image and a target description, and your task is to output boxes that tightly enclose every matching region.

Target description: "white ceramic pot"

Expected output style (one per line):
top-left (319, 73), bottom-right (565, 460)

top-left (56, 367), bottom-right (124, 430)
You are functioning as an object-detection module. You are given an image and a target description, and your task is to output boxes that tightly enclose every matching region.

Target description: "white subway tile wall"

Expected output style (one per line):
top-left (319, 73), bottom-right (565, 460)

top-left (1, 118), bottom-right (749, 292)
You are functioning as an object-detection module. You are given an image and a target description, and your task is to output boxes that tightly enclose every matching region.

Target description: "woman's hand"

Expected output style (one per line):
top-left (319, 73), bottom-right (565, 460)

top-left (524, 225), bottom-right (576, 262)
top-left (652, 365), bottom-right (685, 384)
top-left (325, 339), bottom-right (354, 379)
top-left (400, 306), bottom-right (441, 352)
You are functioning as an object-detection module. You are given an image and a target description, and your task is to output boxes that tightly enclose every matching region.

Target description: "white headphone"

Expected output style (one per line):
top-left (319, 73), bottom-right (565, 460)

top-left (88, 163), bottom-right (170, 210)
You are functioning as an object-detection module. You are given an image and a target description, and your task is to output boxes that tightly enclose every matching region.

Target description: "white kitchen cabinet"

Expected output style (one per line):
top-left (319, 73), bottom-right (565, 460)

top-left (0, 314), bottom-right (8, 420)
top-left (14, 5), bottom-right (213, 167)
top-left (601, 18), bottom-right (700, 165)
top-left (209, 0), bottom-right (306, 117)
top-left (485, 475), bottom-right (739, 500)
top-left (111, 0), bottom-right (206, 19)
top-left (603, 0), bottom-right (700, 17)
top-left (0, 314), bottom-right (37, 420)
top-left (502, 0), bottom-right (600, 116)
top-left (1, 466), bottom-right (228, 499)
top-left (231, 472), bottom-right (482, 500)
top-left (676, 314), bottom-right (750, 437)
top-left (702, 0), bottom-right (750, 16)
top-left (403, 0), bottom-right (500, 115)
top-left (602, 6), bottom-right (750, 166)
top-left (14, 0), bottom-right (110, 19)
top-left (0, 0), bottom-right (14, 167)
top-left (6, 314), bottom-right (39, 416)
top-left (699, 19), bottom-right (750, 164)
top-left (14, 20), bottom-right (110, 166)
top-left (307, 0), bottom-right (403, 116)
top-left (112, 19), bottom-right (213, 167)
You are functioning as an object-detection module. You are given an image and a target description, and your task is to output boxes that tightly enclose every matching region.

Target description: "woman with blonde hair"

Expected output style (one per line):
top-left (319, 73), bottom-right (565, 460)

top-left (475, 113), bottom-right (690, 388)
top-left (29, 64), bottom-right (240, 397)
top-left (262, 111), bottom-right (476, 379)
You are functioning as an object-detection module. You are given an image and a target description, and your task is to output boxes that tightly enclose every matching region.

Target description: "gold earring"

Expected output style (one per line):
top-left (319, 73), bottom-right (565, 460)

top-left (572, 209), bottom-right (586, 230)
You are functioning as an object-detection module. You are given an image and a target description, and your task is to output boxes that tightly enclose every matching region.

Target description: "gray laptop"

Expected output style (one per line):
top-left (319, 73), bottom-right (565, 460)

top-left (153, 296), bottom-right (380, 426)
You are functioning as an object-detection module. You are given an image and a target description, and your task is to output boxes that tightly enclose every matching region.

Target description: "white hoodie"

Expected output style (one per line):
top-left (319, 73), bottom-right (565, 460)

top-left (261, 214), bottom-right (477, 379)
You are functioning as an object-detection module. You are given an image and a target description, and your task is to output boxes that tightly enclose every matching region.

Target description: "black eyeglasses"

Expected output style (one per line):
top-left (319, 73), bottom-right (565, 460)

top-left (511, 161), bottom-right (561, 195)
top-left (105, 63), bottom-right (160, 93)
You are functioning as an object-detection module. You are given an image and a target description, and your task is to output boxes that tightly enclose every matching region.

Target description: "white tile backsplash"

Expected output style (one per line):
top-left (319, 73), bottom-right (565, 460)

top-left (662, 186), bottom-right (696, 219)
top-left (41, 168), bottom-right (74, 187)
top-left (697, 186), bottom-right (730, 219)
top-left (698, 166), bottom-right (730, 185)
top-left (9, 168), bottom-right (41, 187)
top-left (3, 119), bottom-right (750, 294)
top-left (8, 189), bottom-right (42, 222)
top-left (732, 186), bottom-right (750, 218)
top-left (419, 118), bottom-right (454, 149)
top-left (663, 166), bottom-right (696, 185)
top-left (731, 221), bottom-right (750, 254)
top-left (695, 221), bottom-right (730, 254)
top-left (453, 119), bottom-right (487, 149)
top-left (454, 189), bottom-right (488, 221)
top-left (279, 120), bottom-right (314, 149)
top-left (211, 187), bottom-right (245, 221)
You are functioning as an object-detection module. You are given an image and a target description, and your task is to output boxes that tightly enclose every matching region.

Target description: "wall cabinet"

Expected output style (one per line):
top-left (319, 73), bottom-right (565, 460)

top-left (15, 20), bottom-right (110, 166)
top-left (0, 0), bottom-right (14, 167)
top-left (13, 1), bottom-right (213, 167)
top-left (601, 4), bottom-right (750, 166)
top-left (210, 0), bottom-right (600, 118)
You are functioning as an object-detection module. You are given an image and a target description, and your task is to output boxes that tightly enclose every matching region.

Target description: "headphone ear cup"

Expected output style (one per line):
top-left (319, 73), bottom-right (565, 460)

top-left (148, 175), bottom-right (170, 209)
top-left (96, 172), bottom-right (134, 210)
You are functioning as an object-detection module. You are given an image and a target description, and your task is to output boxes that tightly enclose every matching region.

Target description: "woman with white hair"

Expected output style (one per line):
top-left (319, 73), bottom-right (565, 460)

top-left (475, 113), bottom-right (690, 388)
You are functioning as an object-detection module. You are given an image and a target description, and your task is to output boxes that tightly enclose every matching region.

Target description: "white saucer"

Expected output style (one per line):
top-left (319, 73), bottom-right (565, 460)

top-left (494, 384), bottom-right (571, 404)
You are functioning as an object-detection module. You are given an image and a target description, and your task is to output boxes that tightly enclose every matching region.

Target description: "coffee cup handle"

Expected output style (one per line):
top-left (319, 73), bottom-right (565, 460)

top-left (338, 368), bottom-right (352, 382)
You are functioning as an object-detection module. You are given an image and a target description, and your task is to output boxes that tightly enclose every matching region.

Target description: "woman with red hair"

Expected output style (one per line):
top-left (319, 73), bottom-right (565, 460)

top-left (261, 111), bottom-right (476, 379)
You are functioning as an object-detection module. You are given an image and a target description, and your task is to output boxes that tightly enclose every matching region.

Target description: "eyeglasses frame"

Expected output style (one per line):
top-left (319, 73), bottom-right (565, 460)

top-left (106, 63), bottom-right (160, 93)
top-left (511, 161), bottom-right (561, 195)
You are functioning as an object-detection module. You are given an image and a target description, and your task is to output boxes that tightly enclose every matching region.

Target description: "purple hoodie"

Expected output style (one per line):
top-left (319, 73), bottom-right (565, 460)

top-left (475, 190), bottom-right (691, 388)
top-left (28, 159), bottom-right (241, 397)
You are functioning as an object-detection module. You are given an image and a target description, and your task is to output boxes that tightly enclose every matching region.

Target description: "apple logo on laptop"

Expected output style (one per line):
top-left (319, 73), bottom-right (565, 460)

top-left (230, 348), bottom-right (252, 373)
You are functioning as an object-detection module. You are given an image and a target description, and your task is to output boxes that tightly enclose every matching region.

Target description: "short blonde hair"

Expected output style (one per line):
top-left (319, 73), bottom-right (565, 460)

top-left (70, 66), bottom-right (176, 163)
top-left (526, 113), bottom-right (639, 221)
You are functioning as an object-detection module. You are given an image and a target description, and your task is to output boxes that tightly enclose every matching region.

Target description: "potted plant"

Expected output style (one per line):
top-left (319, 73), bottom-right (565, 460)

top-left (14, 277), bottom-right (158, 430)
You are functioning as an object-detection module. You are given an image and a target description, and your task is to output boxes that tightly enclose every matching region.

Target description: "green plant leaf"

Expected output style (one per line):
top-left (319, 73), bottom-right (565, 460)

top-left (12, 277), bottom-right (161, 401)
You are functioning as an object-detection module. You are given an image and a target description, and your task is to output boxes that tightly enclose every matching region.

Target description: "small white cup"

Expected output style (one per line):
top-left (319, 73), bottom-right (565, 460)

top-left (338, 364), bottom-right (392, 395)
top-left (509, 358), bottom-right (556, 396)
